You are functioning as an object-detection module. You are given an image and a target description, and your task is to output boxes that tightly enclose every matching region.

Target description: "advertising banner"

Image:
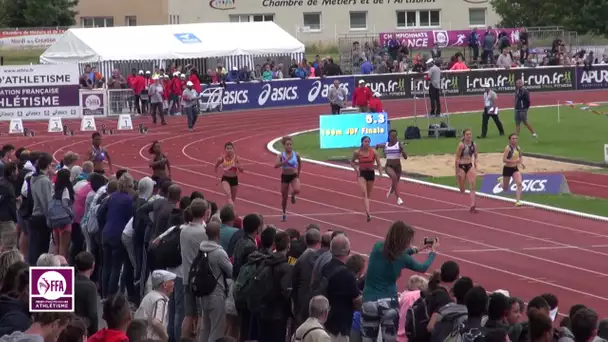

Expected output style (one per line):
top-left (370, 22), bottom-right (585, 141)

top-left (354, 74), bottom-right (408, 99)
top-left (379, 28), bottom-right (520, 49)
top-left (80, 90), bottom-right (107, 116)
top-left (0, 64), bottom-right (81, 121)
top-left (460, 67), bottom-right (575, 94)
top-left (480, 173), bottom-right (570, 195)
top-left (0, 28), bottom-right (66, 50)
top-left (574, 65), bottom-right (608, 90)
top-left (207, 76), bottom-right (354, 111)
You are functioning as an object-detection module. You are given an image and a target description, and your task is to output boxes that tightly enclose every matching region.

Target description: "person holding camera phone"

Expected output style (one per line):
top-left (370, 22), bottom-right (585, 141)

top-left (361, 221), bottom-right (437, 342)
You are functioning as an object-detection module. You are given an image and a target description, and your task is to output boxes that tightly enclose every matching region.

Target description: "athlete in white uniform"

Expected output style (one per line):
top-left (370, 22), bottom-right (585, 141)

top-left (376, 129), bottom-right (408, 205)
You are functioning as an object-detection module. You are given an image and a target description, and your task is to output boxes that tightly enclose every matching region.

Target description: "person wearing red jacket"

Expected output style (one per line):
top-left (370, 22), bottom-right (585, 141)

top-left (131, 70), bottom-right (145, 114)
top-left (369, 92), bottom-right (383, 113)
top-left (352, 79), bottom-right (372, 112)
top-left (189, 69), bottom-right (202, 93)
top-left (169, 72), bottom-right (182, 115)
top-left (126, 68), bottom-right (138, 113)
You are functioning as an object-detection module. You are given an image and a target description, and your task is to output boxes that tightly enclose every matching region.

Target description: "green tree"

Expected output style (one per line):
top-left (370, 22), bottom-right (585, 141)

top-left (1, 0), bottom-right (79, 28)
top-left (490, 0), bottom-right (608, 37)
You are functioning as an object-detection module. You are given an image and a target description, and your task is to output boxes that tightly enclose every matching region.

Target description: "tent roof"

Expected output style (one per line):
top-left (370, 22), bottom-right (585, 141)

top-left (40, 21), bottom-right (305, 63)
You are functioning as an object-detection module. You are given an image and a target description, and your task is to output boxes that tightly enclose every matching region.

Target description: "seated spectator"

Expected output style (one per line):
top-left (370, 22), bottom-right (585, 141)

top-left (430, 277), bottom-right (473, 342)
top-left (397, 275), bottom-right (428, 342)
top-left (37, 253), bottom-right (60, 267)
top-left (0, 249), bottom-right (24, 285)
top-left (135, 270), bottom-right (175, 341)
top-left (450, 55), bottom-right (469, 71)
top-left (497, 49), bottom-right (514, 69)
top-left (89, 293), bottom-right (131, 342)
top-left (74, 251), bottom-right (98, 336)
top-left (293, 295), bottom-right (332, 342)
top-left (0, 312), bottom-right (73, 342)
top-left (58, 316), bottom-right (87, 342)
top-left (360, 58), bottom-right (373, 74)
top-left (507, 297), bottom-right (523, 325)
top-left (0, 261), bottom-right (30, 335)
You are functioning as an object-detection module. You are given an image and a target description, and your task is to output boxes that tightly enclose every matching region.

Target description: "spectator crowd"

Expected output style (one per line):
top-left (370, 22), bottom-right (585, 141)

top-left (0, 143), bottom-right (606, 342)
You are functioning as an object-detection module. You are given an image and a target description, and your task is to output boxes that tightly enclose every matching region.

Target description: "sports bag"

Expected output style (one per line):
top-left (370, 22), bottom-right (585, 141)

top-left (188, 250), bottom-right (219, 297)
top-left (46, 198), bottom-right (74, 230)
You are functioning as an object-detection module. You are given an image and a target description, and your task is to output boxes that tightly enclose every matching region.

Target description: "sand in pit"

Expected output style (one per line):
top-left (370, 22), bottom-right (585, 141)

top-left (381, 153), bottom-right (601, 177)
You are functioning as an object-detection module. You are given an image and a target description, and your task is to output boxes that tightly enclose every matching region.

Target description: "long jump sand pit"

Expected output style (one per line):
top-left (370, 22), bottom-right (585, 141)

top-left (382, 153), bottom-right (601, 177)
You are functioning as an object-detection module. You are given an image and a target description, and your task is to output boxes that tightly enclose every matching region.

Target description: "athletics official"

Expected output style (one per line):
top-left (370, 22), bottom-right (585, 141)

top-left (426, 59), bottom-right (441, 117)
top-left (514, 79), bottom-right (537, 137)
top-left (478, 84), bottom-right (504, 138)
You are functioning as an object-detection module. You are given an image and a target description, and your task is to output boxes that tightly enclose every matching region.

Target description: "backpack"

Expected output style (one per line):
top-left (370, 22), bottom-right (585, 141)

top-left (149, 225), bottom-right (182, 269)
top-left (443, 325), bottom-right (487, 342)
top-left (431, 304), bottom-right (469, 342)
top-left (46, 198), bottom-right (74, 230)
top-left (85, 192), bottom-right (107, 234)
top-left (232, 253), bottom-right (273, 312)
top-left (18, 176), bottom-right (34, 219)
top-left (188, 250), bottom-right (220, 297)
top-left (405, 296), bottom-right (431, 342)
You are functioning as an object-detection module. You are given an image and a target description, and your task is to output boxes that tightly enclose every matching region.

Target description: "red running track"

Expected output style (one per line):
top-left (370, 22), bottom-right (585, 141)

top-left (564, 172), bottom-right (608, 199)
top-left (3, 90), bottom-right (608, 318)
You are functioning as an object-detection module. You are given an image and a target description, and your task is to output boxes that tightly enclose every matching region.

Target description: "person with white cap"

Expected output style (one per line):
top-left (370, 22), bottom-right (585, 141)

top-left (478, 83), bottom-right (504, 139)
top-left (369, 92), bottom-right (383, 113)
top-left (148, 76), bottom-right (166, 125)
top-left (352, 79), bottom-right (372, 112)
top-left (135, 269), bottom-right (176, 340)
top-left (182, 81), bottom-right (199, 131)
top-left (426, 58), bottom-right (442, 117)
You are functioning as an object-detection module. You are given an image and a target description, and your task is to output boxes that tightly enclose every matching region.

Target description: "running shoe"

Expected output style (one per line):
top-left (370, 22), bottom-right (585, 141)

top-left (366, 214), bottom-right (372, 222)
top-left (291, 193), bottom-right (297, 204)
top-left (281, 213), bottom-right (287, 222)
top-left (470, 205), bottom-right (477, 213)
top-left (515, 201), bottom-right (522, 207)
top-left (397, 197), bottom-right (404, 205)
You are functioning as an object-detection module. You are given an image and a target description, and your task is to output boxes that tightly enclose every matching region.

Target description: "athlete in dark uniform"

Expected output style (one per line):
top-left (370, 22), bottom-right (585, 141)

top-left (455, 129), bottom-right (479, 213)
top-left (214, 142), bottom-right (243, 206)
top-left (274, 136), bottom-right (301, 222)
top-left (148, 140), bottom-right (171, 183)
top-left (502, 133), bottom-right (525, 206)
top-left (89, 132), bottom-right (112, 174)
top-left (351, 135), bottom-right (384, 222)
top-left (376, 129), bottom-right (407, 205)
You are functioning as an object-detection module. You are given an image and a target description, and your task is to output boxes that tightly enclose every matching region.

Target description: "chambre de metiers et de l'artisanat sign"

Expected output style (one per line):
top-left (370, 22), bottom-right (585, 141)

top-left (261, 0), bottom-right (435, 6)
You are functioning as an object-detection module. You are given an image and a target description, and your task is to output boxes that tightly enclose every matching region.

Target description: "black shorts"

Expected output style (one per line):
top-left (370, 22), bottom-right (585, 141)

top-left (221, 175), bottom-right (239, 187)
top-left (94, 169), bottom-right (105, 175)
top-left (502, 166), bottom-right (519, 178)
top-left (281, 173), bottom-right (298, 184)
top-left (386, 163), bottom-right (402, 175)
top-left (458, 163), bottom-right (473, 174)
top-left (359, 169), bottom-right (375, 181)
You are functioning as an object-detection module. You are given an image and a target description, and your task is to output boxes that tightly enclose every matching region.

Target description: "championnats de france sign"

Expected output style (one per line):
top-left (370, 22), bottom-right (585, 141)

top-left (0, 64), bottom-right (81, 121)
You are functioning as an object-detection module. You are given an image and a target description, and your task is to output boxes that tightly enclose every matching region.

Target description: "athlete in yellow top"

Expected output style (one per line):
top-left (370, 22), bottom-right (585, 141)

top-left (501, 133), bottom-right (525, 206)
top-left (214, 142), bottom-right (244, 206)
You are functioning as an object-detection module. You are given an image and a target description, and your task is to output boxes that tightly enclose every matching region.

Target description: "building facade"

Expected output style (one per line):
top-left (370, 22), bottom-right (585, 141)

top-left (74, 0), bottom-right (501, 44)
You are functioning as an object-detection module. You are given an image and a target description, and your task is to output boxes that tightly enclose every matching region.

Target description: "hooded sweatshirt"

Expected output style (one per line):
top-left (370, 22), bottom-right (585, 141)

top-left (0, 332), bottom-right (43, 342)
top-left (87, 328), bottom-right (129, 342)
top-left (430, 303), bottom-right (468, 342)
top-left (0, 295), bottom-right (31, 336)
top-left (30, 173), bottom-right (52, 217)
top-left (259, 252), bottom-right (293, 321)
top-left (199, 240), bottom-right (232, 298)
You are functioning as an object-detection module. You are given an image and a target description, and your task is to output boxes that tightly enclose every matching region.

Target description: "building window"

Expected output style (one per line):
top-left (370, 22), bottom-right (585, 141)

top-left (349, 11), bottom-right (367, 30)
top-left (169, 15), bottom-right (180, 24)
top-left (396, 10), bottom-right (439, 28)
top-left (125, 16), bottom-right (137, 26)
top-left (302, 13), bottom-right (321, 31)
top-left (229, 14), bottom-right (274, 22)
top-left (469, 8), bottom-right (486, 26)
top-left (80, 17), bottom-right (114, 28)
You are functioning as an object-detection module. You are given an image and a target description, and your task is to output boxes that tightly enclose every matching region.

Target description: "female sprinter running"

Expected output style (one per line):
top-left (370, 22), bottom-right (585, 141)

top-left (502, 133), bottom-right (525, 206)
top-left (274, 136), bottom-right (301, 222)
top-left (455, 129), bottom-right (479, 213)
top-left (149, 140), bottom-right (172, 182)
top-left (89, 132), bottom-right (112, 174)
top-left (351, 136), bottom-right (384, 222)
top-left (376, 129), bottom-right (407, 205)
top-left (214, 142), bottom-right (243, 206)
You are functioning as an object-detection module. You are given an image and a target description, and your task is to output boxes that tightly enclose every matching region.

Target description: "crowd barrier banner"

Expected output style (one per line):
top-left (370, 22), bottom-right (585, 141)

top-left (575, 65), bottom-right (608, 90)
top-left (80, 89), bottom-right (107, 116)
top-left (207, 76), bottom-right (353, 111)
top-left (480, 173), bottom-right (570, 195)
top-left (0, 64), bottom-right (81, 121)
top-left (379, 28), bottom-right (520, 48)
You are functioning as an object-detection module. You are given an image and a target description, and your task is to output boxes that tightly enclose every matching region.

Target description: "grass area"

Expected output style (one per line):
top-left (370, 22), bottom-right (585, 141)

top-left (283, 106), bottom-right (608, 164)
top-left (276, 105), bottom-right (608, 217)
top-left (421, 176), bottom-right (608, 217)
top-left (0, 49), bottom-right (44, 65)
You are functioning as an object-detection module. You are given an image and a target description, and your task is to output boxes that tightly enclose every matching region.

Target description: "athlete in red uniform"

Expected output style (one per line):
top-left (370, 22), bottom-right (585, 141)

top-left (350, 136), bottom-right (383, 222)
top-left (214, 142), bottom-right (244, 206)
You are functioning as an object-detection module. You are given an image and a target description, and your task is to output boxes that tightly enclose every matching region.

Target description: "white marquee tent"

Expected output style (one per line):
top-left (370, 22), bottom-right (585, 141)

top-left (40, 21), bottom-right (305, 64)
